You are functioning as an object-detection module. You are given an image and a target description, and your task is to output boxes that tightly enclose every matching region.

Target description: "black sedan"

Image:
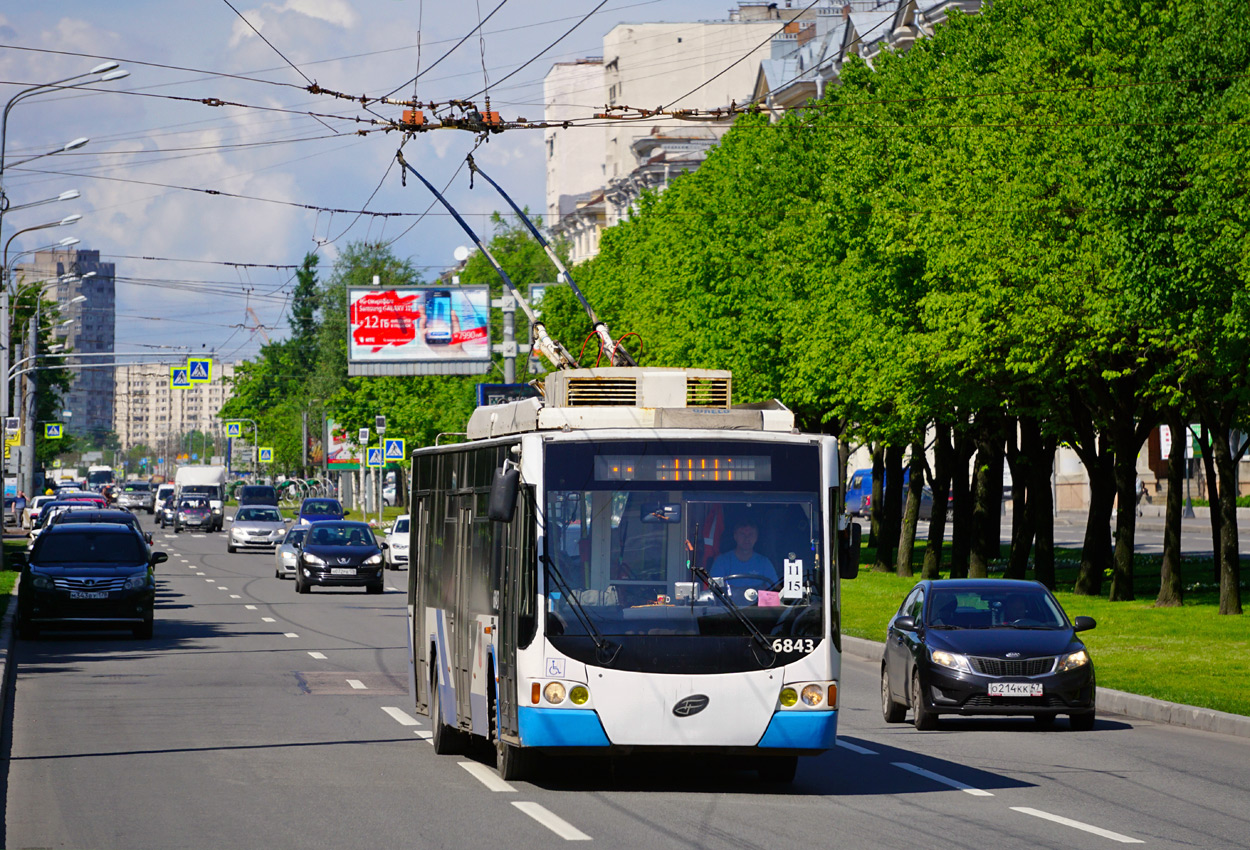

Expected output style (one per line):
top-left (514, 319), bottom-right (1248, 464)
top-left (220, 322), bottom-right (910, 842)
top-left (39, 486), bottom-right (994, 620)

top-left (17, 522), bottom-right (167, 639)
top-left (294, 521), bottom-right (387, 594)
top-left (881, 579), bottom-right (1096, 731)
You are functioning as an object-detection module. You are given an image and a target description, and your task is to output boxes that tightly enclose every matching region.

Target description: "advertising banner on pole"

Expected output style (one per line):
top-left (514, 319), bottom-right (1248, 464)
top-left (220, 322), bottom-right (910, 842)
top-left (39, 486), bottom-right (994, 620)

top-left (326, 419), bottom-right (362, 470)
top-left (347, 286), bottom-right (491, 376)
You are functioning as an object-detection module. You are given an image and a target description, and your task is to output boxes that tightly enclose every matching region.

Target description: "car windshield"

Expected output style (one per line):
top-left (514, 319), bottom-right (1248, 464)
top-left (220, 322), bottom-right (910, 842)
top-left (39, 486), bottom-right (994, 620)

top-left (392, 518), bottom-right (409, 534)
top-left (927, 588), bottom-right (1068, 629)
top-left (303, 500), bottom-right (340, 515)
top-left (284, 528), bottom-right (307, 546)
top-left (180, 500), bottom-right (208, 509)
top-left (308, 525), bottom-right (374, 546)
top-left (34, 531), bottom-right (146, 564)
top-left (125, 483), bottom-right (150, 492)
top-left (236, 507), bottom-right (282, 522)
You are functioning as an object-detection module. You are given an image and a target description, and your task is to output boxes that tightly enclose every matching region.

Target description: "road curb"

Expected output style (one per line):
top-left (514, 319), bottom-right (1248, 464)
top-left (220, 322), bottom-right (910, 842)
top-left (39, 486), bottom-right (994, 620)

top-left (1, 583), bottom-right (18, 727)
top-left (842, 635), bottom-right (1250, 740)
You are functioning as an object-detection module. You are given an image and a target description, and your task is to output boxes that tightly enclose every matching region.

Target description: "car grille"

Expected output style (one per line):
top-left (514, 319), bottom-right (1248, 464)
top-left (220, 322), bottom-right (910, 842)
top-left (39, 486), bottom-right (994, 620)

top-left (53, 576), bottom-right (128, 592)
top-left (968, 656), bottom-right (1055, 677)
top-left (963, 694), bottom-right (1068, 708)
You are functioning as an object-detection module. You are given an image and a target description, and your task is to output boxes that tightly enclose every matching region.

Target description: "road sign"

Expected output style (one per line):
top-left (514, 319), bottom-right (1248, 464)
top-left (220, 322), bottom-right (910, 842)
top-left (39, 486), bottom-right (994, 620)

top-left (3, 417), bottom-right (18, 434)
top-left (170, 366), bottom-right (191, 389)
top-left (258, 447), bottom-right (274, 463)
top-left (366, 447), bottom-right (383, 468)
top-left (187, 357), bottom-right (212, 383)
top-left (44, 423), bottom-right (64, 439)
top-left (226, 422), bottom-right (243, 438)
top-left (384, 438), bottom-right (405, 462)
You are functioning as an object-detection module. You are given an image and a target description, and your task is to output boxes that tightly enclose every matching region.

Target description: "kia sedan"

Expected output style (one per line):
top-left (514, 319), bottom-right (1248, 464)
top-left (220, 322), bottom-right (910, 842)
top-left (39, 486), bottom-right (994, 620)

top-left (274, 525), bottom-right (308, 579)
top-left (227, 506), bottom-right (288, 553)
top-left (881, 579), bottom-right (1096, 731)
top-left (294, 521), bottom-right (386, 594)
top-left (18, 522), bottom-right (167, 639)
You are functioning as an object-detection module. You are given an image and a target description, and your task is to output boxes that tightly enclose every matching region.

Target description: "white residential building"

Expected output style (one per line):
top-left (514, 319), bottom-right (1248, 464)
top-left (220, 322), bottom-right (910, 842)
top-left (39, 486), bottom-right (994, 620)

top-left (113, 360), bottom-right (236, 458)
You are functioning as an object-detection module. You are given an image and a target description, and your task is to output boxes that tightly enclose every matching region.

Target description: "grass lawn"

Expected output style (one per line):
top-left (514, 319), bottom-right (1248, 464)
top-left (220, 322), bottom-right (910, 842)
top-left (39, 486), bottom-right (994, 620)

top-left (842, 542), bottom-right (1250, 718)
top-left (1, 538), bottom-right (25, 620)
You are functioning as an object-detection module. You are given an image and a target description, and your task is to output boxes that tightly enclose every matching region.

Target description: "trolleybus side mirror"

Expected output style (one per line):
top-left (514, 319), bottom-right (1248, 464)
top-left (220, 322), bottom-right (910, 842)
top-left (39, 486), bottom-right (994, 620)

top-left (838, 521), bottom-right (861, 580)
top-left (489, 466), bottom-right (521, 522)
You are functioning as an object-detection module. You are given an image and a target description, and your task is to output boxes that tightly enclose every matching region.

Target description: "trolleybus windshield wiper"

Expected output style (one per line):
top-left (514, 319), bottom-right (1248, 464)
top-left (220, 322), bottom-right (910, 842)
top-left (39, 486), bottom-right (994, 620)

top-left (540, 553), bottom-right (620, 665)
top-left (687, 562), bottom-right (777, 666)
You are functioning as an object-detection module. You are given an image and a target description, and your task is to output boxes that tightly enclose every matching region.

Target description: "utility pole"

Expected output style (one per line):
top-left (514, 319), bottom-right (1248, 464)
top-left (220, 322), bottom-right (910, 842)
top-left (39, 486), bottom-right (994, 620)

top-left (375, 415), bottom-right (386, 528)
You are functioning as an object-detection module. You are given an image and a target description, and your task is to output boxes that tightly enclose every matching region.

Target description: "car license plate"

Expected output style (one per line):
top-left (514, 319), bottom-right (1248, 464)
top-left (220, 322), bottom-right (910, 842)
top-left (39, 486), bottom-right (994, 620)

top-left (70, 591), bottom-right (109, 600)
top-left (988, 682), bottom-right (1043, 697)
top-left (330, 568), bottom-right (356, 576)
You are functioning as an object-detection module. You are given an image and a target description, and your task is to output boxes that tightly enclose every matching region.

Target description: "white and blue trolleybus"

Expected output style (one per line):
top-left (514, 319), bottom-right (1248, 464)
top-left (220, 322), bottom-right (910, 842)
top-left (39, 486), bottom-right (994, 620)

top-left (406, 366), bottom-right (862, 782)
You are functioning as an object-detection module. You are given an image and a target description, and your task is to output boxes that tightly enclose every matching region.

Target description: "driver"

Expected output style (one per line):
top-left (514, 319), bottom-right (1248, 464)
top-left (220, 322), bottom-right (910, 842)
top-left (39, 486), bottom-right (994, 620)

top-left (710, 521), bottom-right (778, 589)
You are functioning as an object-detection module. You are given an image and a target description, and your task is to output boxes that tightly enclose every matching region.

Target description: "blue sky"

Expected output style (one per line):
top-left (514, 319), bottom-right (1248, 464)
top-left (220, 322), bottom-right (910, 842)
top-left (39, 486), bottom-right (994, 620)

top-left (0, 0), bottom-right (753, 362)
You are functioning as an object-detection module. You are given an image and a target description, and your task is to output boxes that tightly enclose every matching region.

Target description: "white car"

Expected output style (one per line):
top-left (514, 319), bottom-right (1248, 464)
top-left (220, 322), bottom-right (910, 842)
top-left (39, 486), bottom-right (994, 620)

top-left (384, 514), bottom-right (409, 570)
top-left (22, 495), bottom-right (55, 529)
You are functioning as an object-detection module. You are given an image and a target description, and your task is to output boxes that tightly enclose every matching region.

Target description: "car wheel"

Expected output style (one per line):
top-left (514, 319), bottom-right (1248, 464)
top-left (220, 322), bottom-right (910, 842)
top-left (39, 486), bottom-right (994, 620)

top-left (758, 756), bottom-right (798, 784)
top-left (296, 574), bottom-right (310, 594)
top-left (18, 617), bottom-right (38, 640)
top-left (1069, 711), bottom-right (1095, 732)
top-left (133, 617), bottom-right (154, 640)
top-left (882, 666), bottom-right (906, 723)
top-left (227, 542), bottom-right (236, 554)
top-left (431, 673), bottom-right (466, 755)
top-left (367, 582), bottom-right (384, 594)
top-left (911, 670), bottom-right (938, 730)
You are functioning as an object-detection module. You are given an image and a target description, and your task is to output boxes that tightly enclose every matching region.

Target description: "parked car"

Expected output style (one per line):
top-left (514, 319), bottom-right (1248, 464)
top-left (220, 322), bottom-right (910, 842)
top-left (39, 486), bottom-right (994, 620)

top-left (227, 506), bottom-right (288, 553)
top-left (174, 497), bottom-right (214, 533)
top-left (21, 494), bottom-right (55, 529)
top-left (881, 579), bottom-right (1097, 731)
top-left (384, 514), bottom-right (409, 570)
top-left (17, 522), bottom-right (166, 639)
top-left (28, 501), bottom-right (101, 546)
top-left (845, 468), bottom-right (933, 520)
top-left (46, 508), bottom-right (153, 546)
top-left (274, 525), bottom-right (308, 580)
top-left (116, 482), bottom-right (156, 513)
top-left (296, 498), bottom-right (345, 525)
top-left (293, 520), bottom-right (386, 594)
top-left (236, 484), bottom-right (279, 507)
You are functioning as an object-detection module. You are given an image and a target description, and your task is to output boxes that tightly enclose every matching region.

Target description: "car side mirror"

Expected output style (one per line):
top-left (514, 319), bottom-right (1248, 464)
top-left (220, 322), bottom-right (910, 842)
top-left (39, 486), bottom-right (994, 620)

top-left (1073, 616), bottom-right (1096, 632)
top-left (893, 615), bottom-right (917, 632)
top-left (379, 542), bottom-right (389, 550)
top-left (838, 521), bottom-right (862, 580)
top-left (151, 551), bottom-right (168, 566)
top-left (225, 516), bottom-right (233, 523)
top-left (489, 465), bottom-right (521, 522)
top-left (145, 533), bottom-right (154, 545)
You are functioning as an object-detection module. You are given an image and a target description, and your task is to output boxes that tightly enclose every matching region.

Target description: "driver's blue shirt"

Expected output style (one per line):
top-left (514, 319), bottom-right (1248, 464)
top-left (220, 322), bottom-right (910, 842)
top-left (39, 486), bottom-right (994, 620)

top-left (709, 551), bottom-right (777, 586)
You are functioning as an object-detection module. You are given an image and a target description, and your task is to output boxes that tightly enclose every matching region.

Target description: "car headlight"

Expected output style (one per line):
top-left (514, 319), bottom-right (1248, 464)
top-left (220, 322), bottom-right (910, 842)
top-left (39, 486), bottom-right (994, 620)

top-left (543, 682), bottom-right (567, 704)
top-left (930, 649), bottom-right (973, 673)
top-left (124, 571), bottom-right (149, 590)
top-left (30, 572), bottom-right (54, 591)
top-left (178, 513), bottom-right (187, 520)
top-left (1057, 650), bottom-right (1089, 672)
top-left (303, 552), bottom-right (325, 566)
top-left (800, 684), bottom-right (824, 706)
top-left (212, 507), bottom-right (222, 514)
top-left (364, 553), bottom-right (383, 565)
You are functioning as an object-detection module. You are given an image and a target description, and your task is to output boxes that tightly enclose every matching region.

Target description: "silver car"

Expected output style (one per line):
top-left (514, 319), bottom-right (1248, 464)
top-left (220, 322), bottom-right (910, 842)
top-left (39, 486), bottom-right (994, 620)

top-left (226, 506), bottom-right (288, 553)
top-left (274, 525), bottom-right (308, 579)
top-left (116, 482), bottom-right (156, 513)
top-left (384, 514), bottom-right (409, 570)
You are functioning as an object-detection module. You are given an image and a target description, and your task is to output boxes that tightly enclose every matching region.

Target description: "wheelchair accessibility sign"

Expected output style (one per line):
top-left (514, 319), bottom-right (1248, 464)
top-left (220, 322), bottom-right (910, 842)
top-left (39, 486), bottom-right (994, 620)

top-left (45, 423), bottom-right (64, 439)
top-left (384, 438), bottom-right (405, 462)
top-left (258, 447), bottom-right (273, 463)
top-left (366, 447), bottom-right (384, 468)
top-left (226, 422), bottom-right (242, 437)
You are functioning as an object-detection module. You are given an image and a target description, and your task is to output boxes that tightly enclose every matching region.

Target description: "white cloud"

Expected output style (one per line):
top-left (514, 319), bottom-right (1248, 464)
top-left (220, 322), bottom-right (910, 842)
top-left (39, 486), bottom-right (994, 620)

top-left (227, 0), bottom-right (357, 48)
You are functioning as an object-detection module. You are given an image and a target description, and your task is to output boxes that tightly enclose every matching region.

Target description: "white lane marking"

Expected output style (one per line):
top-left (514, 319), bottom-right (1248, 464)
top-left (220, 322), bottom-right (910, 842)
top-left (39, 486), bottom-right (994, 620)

top-left (511, 802), bottom-right (591, 841)
top-left (284, 632), bottom-right (299, 638)
top-left (262, 617), bottom-right (276, 623)
top-left (217, 586), bottom-right (228, 591)
top-left (246, 605), bottom-right (258, 610)
top-left (1011, 808), bottom-right (1143, 844)
top-left (230, 594), bottom-right (241, 599)
top-left (892, 762), bottom-right (994, 796)
top-left (347, 679), bottom-right (367, 690)
top-left (382, 707), bottom-right (419, 726)
top-left (459, 761), bottom-right (516, 792)
top-left (386, 586), bottom-right (399, 592)
top-left (836, 739), bottom-right (878, 755)
top-left (196, 572), bottom-right (205, 576)
top-left (414, 730), bottom-right (433, 743)
top-left (192, 533), bottom-right (206, 537)
top-left (205, 578), bottom-right (215, 582)
top-left (308, 652), bottom-right (327, 660)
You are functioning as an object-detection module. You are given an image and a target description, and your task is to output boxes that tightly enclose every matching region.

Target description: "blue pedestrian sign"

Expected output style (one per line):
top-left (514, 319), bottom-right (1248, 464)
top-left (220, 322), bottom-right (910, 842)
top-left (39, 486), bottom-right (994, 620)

top-left (170, 366), bottom-right (191, 389)
top-left (384, 438), bottom-right (406, 462)
top-left (188, 357), bottom-right (212, 383)
top-left (366, 447), bottom-right (383, 468)
top-left (226, 422), bottom-right (243, 438)
top-left (44, 423), bottom-right (64, 439)
top-left (258, 447), bottom-right (274, 463)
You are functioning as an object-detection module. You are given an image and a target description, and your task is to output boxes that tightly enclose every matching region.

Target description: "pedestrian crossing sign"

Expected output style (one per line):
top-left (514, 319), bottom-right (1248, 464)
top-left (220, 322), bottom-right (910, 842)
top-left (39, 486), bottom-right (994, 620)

top-left (258, 447), bottom-right (273, 463)
top-left (45, 423), bottom-right (64, 439)
top-left (170, 366), bottom-right (191, 388)
top-left (366, 447), bottom-right (383, 468)
top-left (384, 438), bottom-right (405, 462)
top-left (226, 422), bottom-right (242, 437)
top-left (188, 357), bottom-right (212, 383)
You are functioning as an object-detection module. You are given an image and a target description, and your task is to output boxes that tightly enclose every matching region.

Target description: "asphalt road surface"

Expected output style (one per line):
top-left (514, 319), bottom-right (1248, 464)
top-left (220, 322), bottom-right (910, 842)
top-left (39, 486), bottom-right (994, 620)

top-left (5, 511), bottom-right (1249, 849)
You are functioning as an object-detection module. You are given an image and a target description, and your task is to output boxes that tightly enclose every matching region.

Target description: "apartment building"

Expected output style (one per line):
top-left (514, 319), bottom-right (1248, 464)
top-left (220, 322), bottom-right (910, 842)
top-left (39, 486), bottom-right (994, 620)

top-left (113, 360), bottom-right (235, 455)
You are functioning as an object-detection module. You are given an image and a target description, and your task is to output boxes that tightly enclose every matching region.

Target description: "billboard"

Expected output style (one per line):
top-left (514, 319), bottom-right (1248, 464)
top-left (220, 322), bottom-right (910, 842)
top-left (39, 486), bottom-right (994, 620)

top-left (326, 419), bottom-right (362, 470)
top-left (348, 286), bottom-right (491, 376)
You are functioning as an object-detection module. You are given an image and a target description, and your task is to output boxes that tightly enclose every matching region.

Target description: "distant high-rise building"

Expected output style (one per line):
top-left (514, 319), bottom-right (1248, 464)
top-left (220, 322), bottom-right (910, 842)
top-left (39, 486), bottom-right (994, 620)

top-left (14, 248), bottom-right (116, 436)
top-left (113, 360), bottom-right (236, 459)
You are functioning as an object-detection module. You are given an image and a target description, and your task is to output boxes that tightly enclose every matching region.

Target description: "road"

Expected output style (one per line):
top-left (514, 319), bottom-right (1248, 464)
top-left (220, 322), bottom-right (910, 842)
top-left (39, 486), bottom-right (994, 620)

top-left (5, 511), bottom-right (1250, 849)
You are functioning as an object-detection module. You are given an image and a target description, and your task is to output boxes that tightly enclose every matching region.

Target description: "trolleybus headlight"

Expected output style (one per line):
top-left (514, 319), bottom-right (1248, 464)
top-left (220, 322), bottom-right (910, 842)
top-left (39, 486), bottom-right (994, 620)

top-left (800, 684), bottom-right (824, 707)
top-left (569, 686), bottom-right (589, 705)
top-left (543, 682), bottom-right (567, 704)
top-left (779, 687), bottom-right (798, 707)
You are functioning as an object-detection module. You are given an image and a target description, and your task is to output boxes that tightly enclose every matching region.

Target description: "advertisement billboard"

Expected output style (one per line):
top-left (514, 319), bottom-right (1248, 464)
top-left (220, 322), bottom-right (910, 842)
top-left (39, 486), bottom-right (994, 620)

top-left (348, 286), bottom-right (491, 376)
top-left (326, 419), bottom-right (362, 470)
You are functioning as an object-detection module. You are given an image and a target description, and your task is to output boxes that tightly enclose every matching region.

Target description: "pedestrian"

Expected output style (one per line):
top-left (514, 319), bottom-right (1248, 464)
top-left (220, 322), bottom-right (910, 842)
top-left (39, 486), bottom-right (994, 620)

top-left (1135, 476), bottom-right (1146, 517)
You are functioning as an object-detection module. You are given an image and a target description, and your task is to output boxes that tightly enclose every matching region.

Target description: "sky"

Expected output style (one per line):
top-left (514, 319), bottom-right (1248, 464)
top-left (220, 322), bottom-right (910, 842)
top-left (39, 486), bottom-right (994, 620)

top-left (0, 0), bottom-right (758, 364)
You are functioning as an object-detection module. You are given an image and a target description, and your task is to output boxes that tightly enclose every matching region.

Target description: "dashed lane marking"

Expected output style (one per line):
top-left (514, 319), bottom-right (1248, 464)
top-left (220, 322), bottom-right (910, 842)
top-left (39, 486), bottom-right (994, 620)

top-left (460, 761), bottom-right (516, 793)
top-left (347, 679), bottom-right (367, 690)
top-left (284, 632), bottom-right (299, 638)
top-left (262, 617), bottom-right (276, 623)
top-left (414, 730), bottom-right (433, 743)
top-left (836, 739), bottom-right (878, 755)
top-left (511, 802), bottom-right (591, 841)
top-left (245, 605), bottom-right (257, 610)
top-left (892, 762), bottom-right (994, 796)
top-left (1011, 808), bottom-right (1143, 844)
top-left (308, 652), bottom-right (327, 660)
top-left (230, 595), bottom-right (241, 599)
top-left (382, 707), bottom-right (419, 726)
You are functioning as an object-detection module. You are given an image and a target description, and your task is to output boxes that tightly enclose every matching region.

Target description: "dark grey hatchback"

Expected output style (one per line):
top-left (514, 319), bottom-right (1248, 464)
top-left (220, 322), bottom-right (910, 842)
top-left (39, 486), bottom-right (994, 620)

top-left (881, 579), bottom-right (1097, 731)
top-left (18, 523), bottom-right (168, 639)
top-left (294, 521), bottom-right (387, 594)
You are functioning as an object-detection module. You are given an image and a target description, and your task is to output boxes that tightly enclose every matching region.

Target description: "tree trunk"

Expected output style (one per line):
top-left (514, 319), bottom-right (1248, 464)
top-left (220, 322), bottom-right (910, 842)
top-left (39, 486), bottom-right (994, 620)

top-left (969, 413), bottom-right (1004, 579)
top-left (922, 423), bottom-right (953, 580)
top-left (1210, 424), bottom-right (1244, 615)
top-left (1075, 433), bottom-right (1114, 596)
top-left (874, 444), bottom-right (905, 572)
top-left (1193, 422), bottom-right (1222, 584)
top-left (949, 431), bottom-right (975, 579)
top-left (1156, 410), bottom-right (1185, 607)
top-left (896, 439), bottom-right (926, 577)
top-left (1004, 417), bottom-right (1036, 581)
top-left (868, 444), bottom-right (884, 549)
top-left (1109, 412), bottom-right (1144, 601)
top-left (1030, 436), bottom-right (1056, 590)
